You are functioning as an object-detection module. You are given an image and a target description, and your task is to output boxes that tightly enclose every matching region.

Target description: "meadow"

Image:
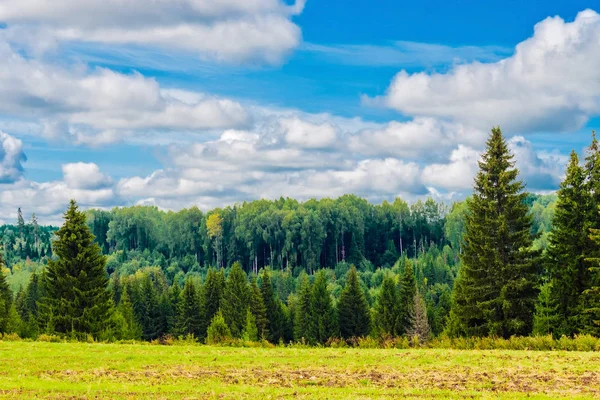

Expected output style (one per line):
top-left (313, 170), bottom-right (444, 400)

top-left (1, 341), bottom-right (599, 399)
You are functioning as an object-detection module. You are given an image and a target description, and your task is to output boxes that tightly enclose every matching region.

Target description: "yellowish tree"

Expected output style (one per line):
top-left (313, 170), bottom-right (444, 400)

top-left (206, 213), bottom-right (224, 268)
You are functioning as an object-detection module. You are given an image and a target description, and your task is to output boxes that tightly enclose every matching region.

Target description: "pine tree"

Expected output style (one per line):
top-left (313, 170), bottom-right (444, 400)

top-left (41, 200), bottom-right (112, 338)
top-left (200, 268), bottom-right (224, 339)
top-left (451, 127), bottom-right (539, 338)
top-left (545, 151), bottom-right (591, 336)
top-left (583, 206), bottom-right (600, 335)
top-left (397, 261), bottom-right (416, 335)
top-left (137, 275), bottom-right (161, 340)
top-left (293, 272), bottom-right (312, 342)
top-left (221, 262), bottom-right (250, 338)
top-left (17, 207), bottom-right (24, 239)
top-left (308, 270), bottom-right (337, 344)
top-left (249, 276), bottom-right (268, 340)
top-left (242, 308), bottom-right (259, 342)
top-left (261, 271), bottom-right (284, 343)
top-left (532, 282), bottom-right (560, 336)
top-left (111, 272), bottom-right (123, 306)
top-left (338, 266), bottom-right (371, 339)
top-left (206, 310), bottom-right (231, 345)
top-left (373, 275), bottom-right (398, 337)
top-left (406, 290), bottom-right (430, 342)
top-left (117, 287), bottom-right (142, 340)
top-left (176, 278), bottom-right (202, 339)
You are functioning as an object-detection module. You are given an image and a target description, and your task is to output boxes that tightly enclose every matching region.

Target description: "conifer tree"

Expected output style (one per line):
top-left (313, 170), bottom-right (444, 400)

top-left (583, 206), bottom-right (600, 335)
top-left (308, 270), bottom-right (337, 344)
top-left (200, 268), bottom-right (224, 338)
top-left (546, 151), bottom-right (590, 336)
top-left (117, 287), bottom-right (142, 340)
top-left (293, 272), bottom-right (312, 342)
top-left (450, 127), bottom-right (539, 338)
top-left (242, 308), bottom-right (259, 342)
top-left (41, 200), bottom-right (112, 338)
top-left (137, 275), bottom-right (161, 340)
top-left (206, 310), bottom-right (231, 344)
top-left (261, 271), bottom-right (284, 343)
top-left (373, 276), bottom-right (398, 337)
top-left (221, 262), bottom-right (250, 338)
top-left (338, 266), bottom-right (371, 339)
top-left (397, 261), bottom-right (416, 335)
top-left (406, 290), bottom-right (430, 342)
top-left (176, 278), bottom-right (202, 339)
top-left (532, 282), bottom-right (560, 336)
top-left (249, 276), bottom-right (268, 339)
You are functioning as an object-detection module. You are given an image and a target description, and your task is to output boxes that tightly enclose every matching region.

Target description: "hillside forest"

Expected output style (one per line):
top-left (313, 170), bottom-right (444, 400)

top-left (0, 127), bottom-right (597, 345)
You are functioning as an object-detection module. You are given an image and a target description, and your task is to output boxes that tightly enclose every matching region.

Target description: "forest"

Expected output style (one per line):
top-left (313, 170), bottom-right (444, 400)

top-left (1, 128), bottom-right (598, 346)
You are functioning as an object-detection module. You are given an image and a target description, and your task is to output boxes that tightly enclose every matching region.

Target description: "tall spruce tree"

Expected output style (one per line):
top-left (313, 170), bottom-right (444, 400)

top-left (546, 151), bottom-right (591, 336)
top-left (406, 289), bottom-right (431, 342)
top-left (373, 275), bottom-right (399, 337)
top-left (397, 261), bottom-right (417, 335)
top-left (450, 127), bottom-right (539, 338)
top-left (200, 268), bottom-right (224, 338)
top-left (261, 271), bottom-right (284, 343)
top-left (293, 272), bottom-right (312, 342)
top-left (308, 270), bottom-right (337, 344)
top-left (41, 200), bottom-right (112, 338)
top-left (249, 276), bottom-right (268, 339)
top-left (583, 208), bottom-right (600, 335)
top-left (221, 262), bottom-right (250, 338)
top-left (176, 278), bottom-right (202, 338)
top-left (337, 266), bottom-right (371, 339)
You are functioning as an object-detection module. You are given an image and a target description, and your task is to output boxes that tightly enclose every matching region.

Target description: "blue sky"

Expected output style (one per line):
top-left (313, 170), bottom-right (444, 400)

top-left (0, 0), bottom-right (598, 223)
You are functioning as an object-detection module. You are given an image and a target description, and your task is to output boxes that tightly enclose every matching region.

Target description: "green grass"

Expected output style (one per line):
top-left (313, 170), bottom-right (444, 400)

top-left (1, 341), bottom-right (600, 399)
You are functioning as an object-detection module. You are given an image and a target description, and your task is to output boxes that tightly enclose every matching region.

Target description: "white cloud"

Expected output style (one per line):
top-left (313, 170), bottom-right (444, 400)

top-left (508, 136), bottom-right (564, 190)
top-left (421, 145), bottom-right (480, 191)
top-left (349, 118), bottom-right (485, 160)
top-left (0, 0), bottom-right (305, 63)
top-left (378, 9), bottom-right (600, 133)
top-left (62, 162), bottom-right (112, 190)
top-left (0, 131), bottom-right (26, 183)
top-left (281, 118), bottom-right (340, 149)
top-left (0, 41), bottom-right (250, 145)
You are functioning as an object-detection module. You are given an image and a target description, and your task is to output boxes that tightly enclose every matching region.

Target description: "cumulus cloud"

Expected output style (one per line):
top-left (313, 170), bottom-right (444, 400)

top-left (0, 41), bottom-right (249, 145)
top-left (62, 162), bottom-right (112, 190)
top-left (0, 0), bottom-right (305, 63)
top-left (0, 131), bottom-right (26, 183)
top-left (378, 9), bottom-right (600, 133)
top-left (421, 145), bottom-right (480, 191)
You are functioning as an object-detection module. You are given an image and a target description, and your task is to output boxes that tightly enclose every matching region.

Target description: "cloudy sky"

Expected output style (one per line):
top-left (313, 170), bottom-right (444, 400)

top-left (0, 0), bottom-right (598, 224)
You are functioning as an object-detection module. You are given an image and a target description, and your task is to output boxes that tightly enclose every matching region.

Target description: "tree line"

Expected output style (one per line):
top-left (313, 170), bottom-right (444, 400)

top-left (2, 126), bottom-right (595, 344)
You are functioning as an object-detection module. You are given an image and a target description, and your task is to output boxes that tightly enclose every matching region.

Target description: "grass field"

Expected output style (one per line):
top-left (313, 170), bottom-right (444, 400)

top-left (1, 342), bottom-right (599, 399)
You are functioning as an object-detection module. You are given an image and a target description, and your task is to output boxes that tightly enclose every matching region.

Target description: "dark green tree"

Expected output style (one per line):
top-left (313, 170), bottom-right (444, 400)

top-left (308, 270), bottom-right (337, 344)
top-left (41, 200), bottom-right (112, 338)
top-left (373, 275), bottom-right (398, 337)
top-left (532, 282), bottom-right (560, 336)
top-left (450, 127), bottom-right (539, 338)
top-left (117, 287), bottom-right (142, 340)
top-left (249, 276), bottom-right (268, 339)
top-left (0, 250), bottom-right (12, 334)
top-left (397, 261), bottom-right (416, 335)
top-left (200, 268), bottom-right (224, 338)
top-left (337, 266), bottom-right (371, 339)
top-left (221, 262), bottom-right (250, 338)
top-left (546, 151), bottom-right (591, 336)
top-left (176, 278), bottom-right (202, 339)
top-left (293, 272), bottom-right (312, 342)
top-left (261, 271), bottom-right (285, 343)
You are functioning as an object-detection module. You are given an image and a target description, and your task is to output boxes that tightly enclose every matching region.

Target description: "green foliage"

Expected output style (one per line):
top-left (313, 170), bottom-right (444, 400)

top-left (221, 262), bottom-right (250, 338)
top-left (261, 271), bottom-right (285, 343)
top-left (397, 261), bottom-right (416, 335)
top-left (200, 268), bottom-right (224, 338)
top-left (40, 200), bottom-right (112, 339)
top-left (242, 308), bottom-right (259, 342)
top-left (308, 270), bottom-right (337, 344)
top-left (176, 279), bottom-right (202, 339)
top-left (338, 266), bottom-right (371, 339)
top-left (249, 276), bottom-right (268, 339)
top-left (206, 310), bottom-right (231, 345)
top-left (373, 275), bottom-right (398, 337)
top-left (451, 127), bottom-right (539, 338)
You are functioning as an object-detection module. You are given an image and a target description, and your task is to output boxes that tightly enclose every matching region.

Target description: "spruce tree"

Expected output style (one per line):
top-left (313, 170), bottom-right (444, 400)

top-left (373, 276), bottom-right (398, 337)
top-left (117, 287), bottom-right (142, 340)
top-left (261, 271), bottom-right (284, 343)
top-left (308, 270), bottom-right (337, 344)
top-left (221, 262), bottom-right (250, 338)
top-left (583, 206), bottom-right (600, 335)
top-left (249, 276), bottom-right (268, 340)
top-left (206, 310), bottom-right (231, 345)
top-left (546, 151), bottom-right (590, 336)
top-left (293, 272), bottom-right (312, 342)
top-left (41, 200), bottom-right (112, 338)
top-left (532, 282), bottom-right (560, 336)
top-left (338, 266), bottom-right (371, 339)
top-left (406, 290), bottom-right (430, 342)
top-left (242, 308), bottom-right (259, 342)
top-left (200, 268), bottom-right (224, 338)
top-left (397, 261), bottom-right (416, 335)
top-left (451, 127), bottom-right (539, 338)
top-left (176, 278), bottom-right (202, 339)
